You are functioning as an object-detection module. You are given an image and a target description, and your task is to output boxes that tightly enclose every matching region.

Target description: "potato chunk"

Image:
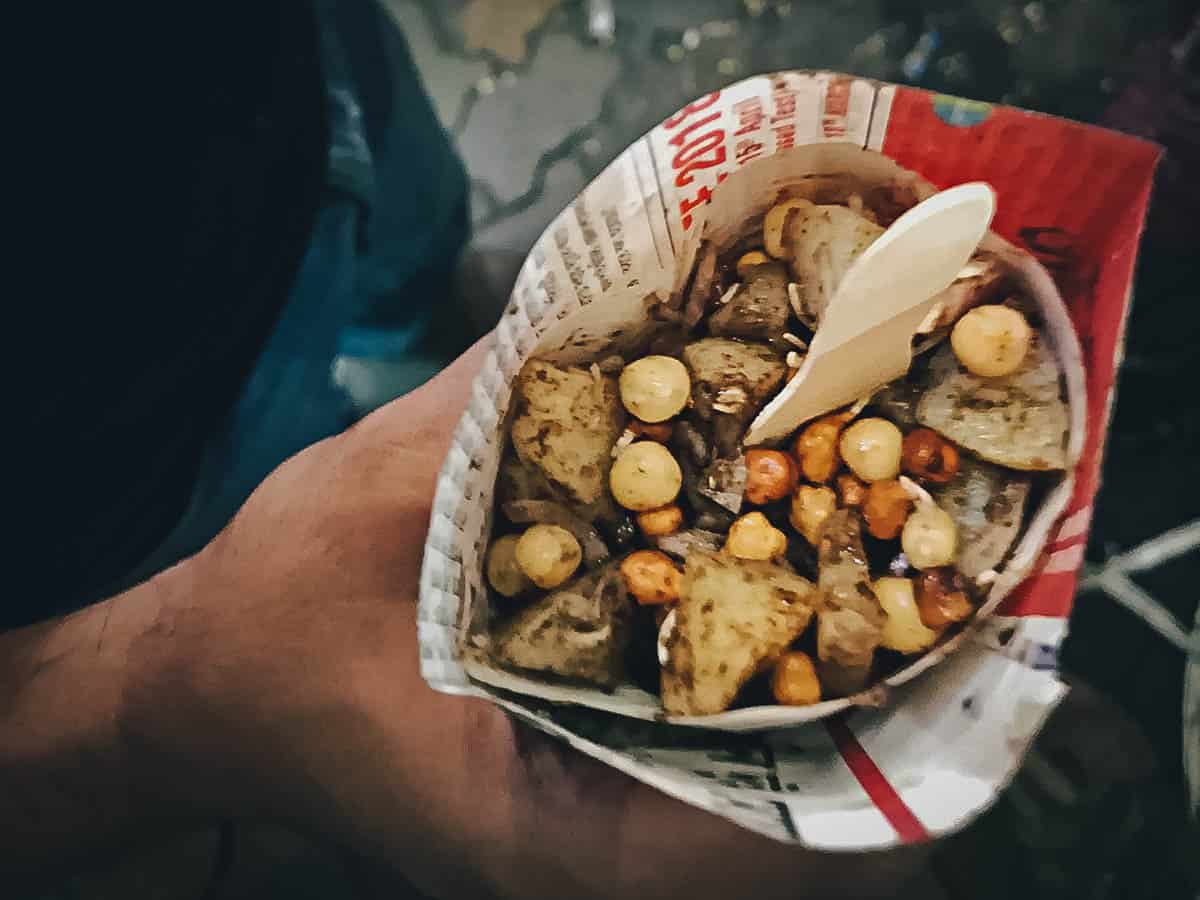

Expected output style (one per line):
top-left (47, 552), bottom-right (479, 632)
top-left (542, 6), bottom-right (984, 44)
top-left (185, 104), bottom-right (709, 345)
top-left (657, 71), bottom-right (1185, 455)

top-left (708, 260), bottom-right (791, 342)
top-left (510, 360), bottom-right (626, 507)
top-left (492, 568), bottom-right (631, 688)
top-left (932, 455), bottom-right (1031, 579)
top-left (916, 331), bottom-right (1068, 471)
top-left (681, 338), bottom-right (786, 458)
top-left (661, 552), bottom-right (815, 716)
top-left (815, 509), bottom-right (886, 696)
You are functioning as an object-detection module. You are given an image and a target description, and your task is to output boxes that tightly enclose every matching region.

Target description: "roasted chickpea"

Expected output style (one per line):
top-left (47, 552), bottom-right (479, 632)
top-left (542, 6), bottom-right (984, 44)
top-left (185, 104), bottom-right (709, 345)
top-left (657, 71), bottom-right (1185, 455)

top-left (951, 304), bottom-right (1032, 377)
top-left (840, 417), bottom-right (903, 482)
top-left (789, 484), bottom-right (837, 545)
top-left (792, 414), bottom-right (844, 484)
top-left (637, 504), bottom-right (684, 537)
top-left (862, 479), bottom-right (913, 540)
top-left (486, 534), bottom-right (533, 597)
top-left (620, 550), bottom-right (683, 605)
top-left (628, 418), bottom-right (674, 443)
top-left (610, 441), bottom-right (683, 511)
top-left (618, 355), bottom-right (691, 423)
top-left (726, 512), bottom-right (788, 560)
top-left (772, 651), bottom-right (822, 706)
top-left (902, 428), bottom-right (960, 484)
top-left (875, 577), bottom-right (941, 653)
top-left (514, 524), bottom-right (581, 589)
top-left (901, 503), bottom-right (958, 569)
top-left (736, 249), bottom-right (771, 277)
top-left (837, 473), bottom-right (869, 508)
top-left (763, 198), bottom-right (813, 258)
top-left (744, 449), bottom-right (799, 505)
top-left (915, 567), bottom-right (973, 628)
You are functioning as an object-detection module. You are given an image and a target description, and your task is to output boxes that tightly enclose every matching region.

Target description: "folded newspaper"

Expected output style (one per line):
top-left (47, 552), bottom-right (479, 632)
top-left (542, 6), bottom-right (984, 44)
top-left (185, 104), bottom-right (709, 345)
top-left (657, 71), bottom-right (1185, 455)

top-left (418, 72), bottom-right (1159, 849)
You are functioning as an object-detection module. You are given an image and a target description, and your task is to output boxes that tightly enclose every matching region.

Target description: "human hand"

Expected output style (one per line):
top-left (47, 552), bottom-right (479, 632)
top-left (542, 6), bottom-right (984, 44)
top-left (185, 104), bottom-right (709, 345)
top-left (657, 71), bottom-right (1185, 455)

top-left (130, 337), bottom-right (927, 899)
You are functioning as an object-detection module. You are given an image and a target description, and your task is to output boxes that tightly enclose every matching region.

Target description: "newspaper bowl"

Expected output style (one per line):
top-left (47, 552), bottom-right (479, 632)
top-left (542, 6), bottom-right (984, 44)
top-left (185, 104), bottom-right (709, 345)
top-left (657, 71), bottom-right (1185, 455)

top-left (419, 72), bottom-right (1158, 847)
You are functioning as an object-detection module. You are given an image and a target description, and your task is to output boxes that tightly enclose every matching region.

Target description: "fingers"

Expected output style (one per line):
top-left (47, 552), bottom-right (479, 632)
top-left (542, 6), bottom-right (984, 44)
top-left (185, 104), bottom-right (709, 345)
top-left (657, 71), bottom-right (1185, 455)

top-left (498, 722), bottom-right (929, 900)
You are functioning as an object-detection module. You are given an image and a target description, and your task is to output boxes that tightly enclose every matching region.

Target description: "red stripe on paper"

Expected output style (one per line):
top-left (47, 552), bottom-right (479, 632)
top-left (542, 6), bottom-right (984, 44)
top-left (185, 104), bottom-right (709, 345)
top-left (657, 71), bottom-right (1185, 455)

top-left (825, 716), bottom-right (929, 843)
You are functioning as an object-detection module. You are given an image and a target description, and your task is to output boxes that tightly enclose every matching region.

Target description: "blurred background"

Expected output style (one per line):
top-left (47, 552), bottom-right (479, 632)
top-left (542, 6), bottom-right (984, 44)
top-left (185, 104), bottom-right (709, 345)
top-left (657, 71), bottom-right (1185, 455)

top-left (34, 1), bottom-right (1199, 898)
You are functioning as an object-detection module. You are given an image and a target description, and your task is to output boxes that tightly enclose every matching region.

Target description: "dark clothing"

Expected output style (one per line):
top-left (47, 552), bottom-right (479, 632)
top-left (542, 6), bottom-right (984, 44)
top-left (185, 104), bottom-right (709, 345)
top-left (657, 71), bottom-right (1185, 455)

top-left (12, 1), bottom-right (467, 628)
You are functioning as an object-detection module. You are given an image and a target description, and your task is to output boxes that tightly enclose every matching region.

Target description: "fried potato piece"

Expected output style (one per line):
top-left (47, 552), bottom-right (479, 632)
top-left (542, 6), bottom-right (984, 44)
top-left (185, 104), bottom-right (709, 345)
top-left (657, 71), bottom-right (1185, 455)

top-left (916, 331), bottom-right (1068, 471)
top-left (708, 260), bottom-right (791, 342)
top-left (932, 454), bottom-right (1031, 579)
top-left (492, 568), bottom-right (631, 688)
top-left (681, 338), bottom-right (786, 458)
top-left (815, 509), bottom-right (885, 696)
top-left (510, 360), bottom-right (626, 507)
top-left (661, 552), bottom-right (815, 716)
top-left (785, 204), bottom-right (884, 328)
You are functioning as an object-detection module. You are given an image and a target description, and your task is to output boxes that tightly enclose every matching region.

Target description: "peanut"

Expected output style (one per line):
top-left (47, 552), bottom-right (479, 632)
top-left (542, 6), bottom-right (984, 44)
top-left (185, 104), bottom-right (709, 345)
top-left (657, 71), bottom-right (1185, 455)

top-left (620, 550), bottom-right (683, 605)
top-left (837, 473), bottom-right (868, 508)
top-left (637, 504), bottom-right (684, 537)
top-left (862, 479), bottom-right (913, 540)
top-left (486, 535), bottom-right (534, 597)
top-left (789, 484), bottom-right (837, 545)
top-left (902, 428), bottom-right (960, 484)
top-left (792, 415), bottom-right (844, 484)
top-left (772, 651), bottom-right (822, 705)
top-left (744, 449), bottom-right (799, 505)
top-left (515, 525), bottom-right (582, 590)
top-left (915, 567), bottom-right (973, 628)
top-left (736, 250), bottom-right (771, 277)
top-left (726, 512), bottom-right (788, 561)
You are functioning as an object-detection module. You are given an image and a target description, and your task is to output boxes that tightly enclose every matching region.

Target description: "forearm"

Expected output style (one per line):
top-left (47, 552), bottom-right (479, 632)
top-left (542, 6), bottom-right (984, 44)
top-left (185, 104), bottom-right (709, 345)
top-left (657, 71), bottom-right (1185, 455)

top-left (0, 560), bottom-right (220, 873)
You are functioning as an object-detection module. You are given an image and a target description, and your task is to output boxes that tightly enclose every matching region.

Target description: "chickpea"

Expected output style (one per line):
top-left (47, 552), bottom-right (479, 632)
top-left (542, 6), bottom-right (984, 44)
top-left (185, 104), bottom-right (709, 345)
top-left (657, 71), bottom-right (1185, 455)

top-left (514, 524), bottom-right (581, 590)
top-left (901, 502), bottom-right (958, 569)
top-left (792, 415), bottom-right (844, 484)
top-left (763, 198), bottom-right (813, 258)
top-left (839, 417), bottom-right (903, 483)
top-left (772, 651), bottom-right (822, 706)
top-left (620, 550), bottom-right (683, 605)
top-left (862, 479), bottom-right (913, 540)
top-left (744, 449), bottom-right (799, 505)
top-left (726, 511), bottom-right (788, 561)
top-left (736, 249), bottom-right (771, 278)
top-left (950, 304), bottom-right (1032, 377)
top-left (610, 441), bottom-right (682, 511)
top-left (915, 568), bottom-right (974, 628)
top-left (789, 485), bottom-right (837, 545)
top-left (618, 355), bottom-right (691, 423)
top-left (837, 473), bottom-right (868, 508)
top-left (486, 534), bottom-right (533, 597)
top-left (637, 504), bottom-right (684, 537)
top-left (628, 418), bottom-right (674, 443)
top-left (875, 577), bottom-right (941, 654)
top-left (902, 428), bottom-right (960, 484)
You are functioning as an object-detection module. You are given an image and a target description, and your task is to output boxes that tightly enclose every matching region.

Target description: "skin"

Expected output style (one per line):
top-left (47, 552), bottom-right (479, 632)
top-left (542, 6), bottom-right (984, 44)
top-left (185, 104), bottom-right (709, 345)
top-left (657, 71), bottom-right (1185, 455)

top-left (0, 338), bottom-right (928, 898)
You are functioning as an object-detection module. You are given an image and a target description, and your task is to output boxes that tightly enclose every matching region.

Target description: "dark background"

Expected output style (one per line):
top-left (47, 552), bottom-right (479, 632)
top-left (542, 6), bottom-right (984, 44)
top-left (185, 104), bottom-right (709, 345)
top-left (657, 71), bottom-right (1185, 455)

top-left (30, 1), bottom-right (1199, 898)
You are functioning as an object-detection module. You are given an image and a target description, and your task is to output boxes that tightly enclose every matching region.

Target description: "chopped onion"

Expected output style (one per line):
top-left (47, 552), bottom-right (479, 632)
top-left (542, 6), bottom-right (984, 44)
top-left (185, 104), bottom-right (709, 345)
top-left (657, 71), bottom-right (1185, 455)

top-left (654, 528), bottom-right (724, 560)
top-left (683, 243), bottom-right (719, 328)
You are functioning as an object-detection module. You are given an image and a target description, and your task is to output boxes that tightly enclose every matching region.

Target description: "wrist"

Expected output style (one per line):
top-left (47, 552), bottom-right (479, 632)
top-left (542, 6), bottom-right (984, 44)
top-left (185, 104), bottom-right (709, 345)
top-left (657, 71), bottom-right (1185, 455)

top-left (116, 549), bottom-right (260, 823)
